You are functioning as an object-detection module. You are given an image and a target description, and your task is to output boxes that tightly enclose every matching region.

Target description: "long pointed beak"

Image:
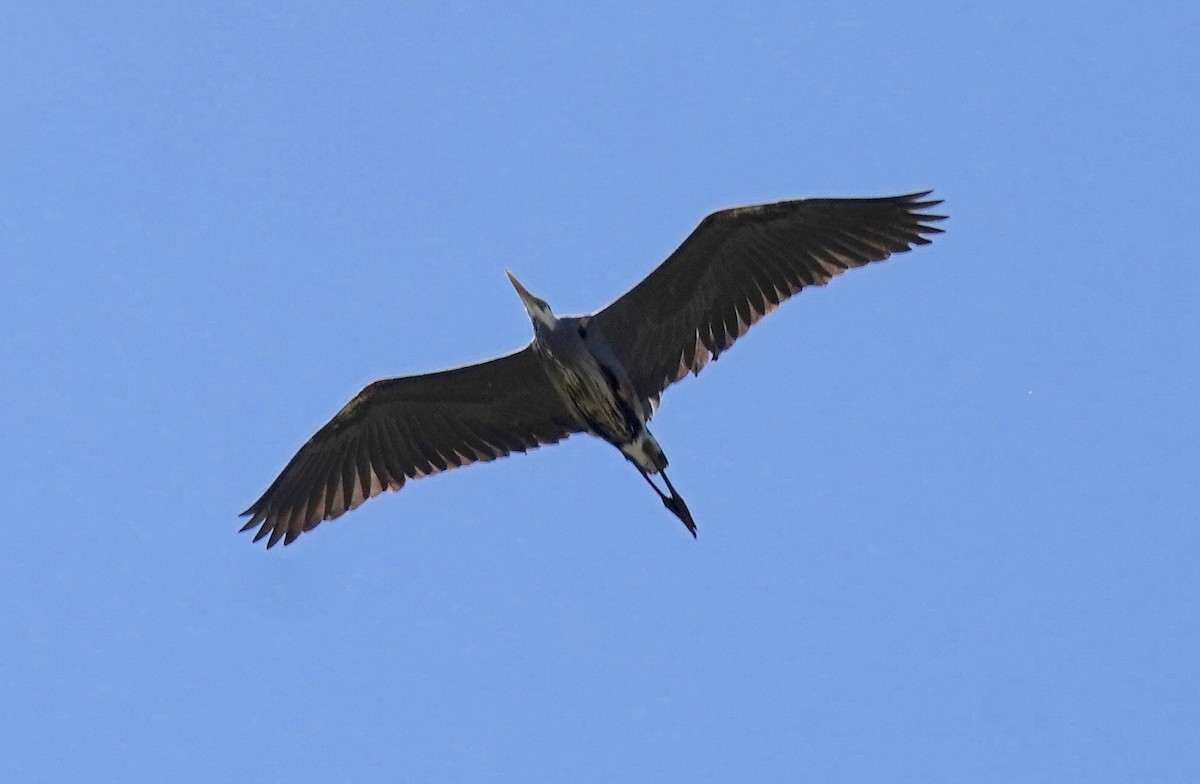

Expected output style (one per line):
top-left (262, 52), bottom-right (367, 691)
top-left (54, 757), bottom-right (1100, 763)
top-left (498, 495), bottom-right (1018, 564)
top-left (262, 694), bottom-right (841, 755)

top-left (506, 270), bottom-right (535, 308)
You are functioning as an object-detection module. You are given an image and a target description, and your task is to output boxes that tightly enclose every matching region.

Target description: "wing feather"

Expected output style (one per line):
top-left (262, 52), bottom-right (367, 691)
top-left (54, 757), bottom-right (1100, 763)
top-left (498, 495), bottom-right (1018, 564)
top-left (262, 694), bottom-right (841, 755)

top-left (241, 346), bottom-right (580, 547)
top-left (591, 191), bottom-right (946, 405)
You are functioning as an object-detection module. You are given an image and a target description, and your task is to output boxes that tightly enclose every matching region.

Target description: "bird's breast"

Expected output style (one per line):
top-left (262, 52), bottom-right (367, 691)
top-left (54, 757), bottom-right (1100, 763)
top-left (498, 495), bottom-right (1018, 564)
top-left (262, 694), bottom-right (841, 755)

top-left (542, 349), bottom-right (641, 445)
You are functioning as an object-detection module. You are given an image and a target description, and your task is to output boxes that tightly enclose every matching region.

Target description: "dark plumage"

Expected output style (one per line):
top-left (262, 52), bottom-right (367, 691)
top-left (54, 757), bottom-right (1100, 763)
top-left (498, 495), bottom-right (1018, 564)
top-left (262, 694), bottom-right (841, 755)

top-left (242, 191), bottom-right (945, 547)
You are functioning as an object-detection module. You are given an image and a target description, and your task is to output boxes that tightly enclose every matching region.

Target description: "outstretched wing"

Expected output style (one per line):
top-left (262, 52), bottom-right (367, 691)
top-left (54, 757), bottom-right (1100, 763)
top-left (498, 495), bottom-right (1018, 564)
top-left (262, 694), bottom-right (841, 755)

top-left (590, 191), bottom-right (946, 408)
top-left (240, 346), bottom-right (581, 547)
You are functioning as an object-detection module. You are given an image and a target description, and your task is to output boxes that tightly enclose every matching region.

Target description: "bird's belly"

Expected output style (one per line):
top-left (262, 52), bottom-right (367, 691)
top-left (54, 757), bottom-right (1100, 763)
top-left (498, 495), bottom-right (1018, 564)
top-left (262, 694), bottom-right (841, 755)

top-left (556, 366), bottom-right (637, 444)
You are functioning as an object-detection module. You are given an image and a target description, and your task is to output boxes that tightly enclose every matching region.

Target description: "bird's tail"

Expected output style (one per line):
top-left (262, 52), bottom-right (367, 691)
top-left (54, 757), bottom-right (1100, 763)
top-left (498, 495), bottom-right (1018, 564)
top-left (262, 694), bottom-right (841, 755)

top-left (620, 429), bottom-right (668, 474)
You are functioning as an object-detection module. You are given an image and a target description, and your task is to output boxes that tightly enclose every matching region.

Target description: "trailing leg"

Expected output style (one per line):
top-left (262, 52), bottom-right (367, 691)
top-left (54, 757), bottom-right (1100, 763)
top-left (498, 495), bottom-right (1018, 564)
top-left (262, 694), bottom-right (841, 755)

top-left (636, 466), bottom-right (697, 537)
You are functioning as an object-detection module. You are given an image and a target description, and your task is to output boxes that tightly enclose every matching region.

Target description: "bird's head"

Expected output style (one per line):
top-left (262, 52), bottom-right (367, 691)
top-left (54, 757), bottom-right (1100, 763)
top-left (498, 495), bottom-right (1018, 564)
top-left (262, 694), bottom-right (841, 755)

top-left (507, 271), bottom-right (558, 331)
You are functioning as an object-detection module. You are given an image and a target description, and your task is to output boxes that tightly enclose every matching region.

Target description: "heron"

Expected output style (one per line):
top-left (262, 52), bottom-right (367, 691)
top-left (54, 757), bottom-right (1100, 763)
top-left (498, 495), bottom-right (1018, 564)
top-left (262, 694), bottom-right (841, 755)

top-left (241, 191), bottom-right (945, 547)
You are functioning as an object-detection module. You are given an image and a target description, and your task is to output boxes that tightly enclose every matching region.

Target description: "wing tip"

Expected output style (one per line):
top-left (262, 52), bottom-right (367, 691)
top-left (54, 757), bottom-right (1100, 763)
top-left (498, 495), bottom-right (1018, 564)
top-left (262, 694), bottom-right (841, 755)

top-left (238, 501), bottom-right (298, 549)
top-left (901, 190), bottom-right (945, 211)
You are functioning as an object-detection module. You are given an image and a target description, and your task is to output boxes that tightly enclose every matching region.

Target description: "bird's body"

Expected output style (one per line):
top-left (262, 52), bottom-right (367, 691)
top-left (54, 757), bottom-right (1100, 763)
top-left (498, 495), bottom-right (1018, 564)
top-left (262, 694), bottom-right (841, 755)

top-left (531, 315), bottom-right (659, 469)
top-left (242, 191), bottom-right (945, 547)
top-left (536, 317), bottom-right (642, 445)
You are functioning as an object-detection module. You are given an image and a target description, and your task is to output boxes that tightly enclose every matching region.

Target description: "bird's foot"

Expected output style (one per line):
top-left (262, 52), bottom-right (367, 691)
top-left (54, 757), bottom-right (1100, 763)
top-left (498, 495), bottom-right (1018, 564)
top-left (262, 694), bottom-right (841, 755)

top-left (662, 493), bottom-right (698, 538)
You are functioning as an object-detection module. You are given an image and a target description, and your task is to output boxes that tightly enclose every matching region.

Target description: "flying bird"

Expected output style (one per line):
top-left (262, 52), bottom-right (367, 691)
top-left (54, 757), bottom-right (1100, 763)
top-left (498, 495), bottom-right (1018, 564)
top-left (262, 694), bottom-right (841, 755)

top-left (241, 191), bottom-right (945, 547)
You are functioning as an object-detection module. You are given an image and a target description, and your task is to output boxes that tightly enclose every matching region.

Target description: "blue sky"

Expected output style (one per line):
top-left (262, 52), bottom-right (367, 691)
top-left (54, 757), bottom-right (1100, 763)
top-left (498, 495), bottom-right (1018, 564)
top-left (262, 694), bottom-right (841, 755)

top-left (3, 2), bottom-right (1198, 781)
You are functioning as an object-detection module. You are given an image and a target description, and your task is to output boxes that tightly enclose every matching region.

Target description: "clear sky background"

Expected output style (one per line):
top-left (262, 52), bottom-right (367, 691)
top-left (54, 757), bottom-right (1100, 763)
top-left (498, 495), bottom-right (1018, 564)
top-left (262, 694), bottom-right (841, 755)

top-left (3, 2), bottom-right (1197, 781)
